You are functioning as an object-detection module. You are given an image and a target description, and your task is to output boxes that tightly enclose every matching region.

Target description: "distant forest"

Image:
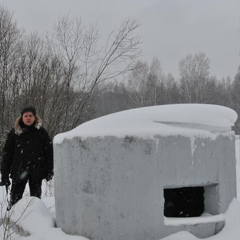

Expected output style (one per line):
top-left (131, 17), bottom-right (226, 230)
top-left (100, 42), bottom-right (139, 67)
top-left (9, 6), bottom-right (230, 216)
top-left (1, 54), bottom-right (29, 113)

top-left (0, 6), bottom-right (239, 159)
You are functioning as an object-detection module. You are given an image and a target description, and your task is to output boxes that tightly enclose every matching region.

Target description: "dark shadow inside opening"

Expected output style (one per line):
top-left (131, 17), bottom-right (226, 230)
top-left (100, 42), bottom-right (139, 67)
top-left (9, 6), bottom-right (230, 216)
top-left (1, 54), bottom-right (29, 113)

top-left (164, 186), bottom-right (204, 217)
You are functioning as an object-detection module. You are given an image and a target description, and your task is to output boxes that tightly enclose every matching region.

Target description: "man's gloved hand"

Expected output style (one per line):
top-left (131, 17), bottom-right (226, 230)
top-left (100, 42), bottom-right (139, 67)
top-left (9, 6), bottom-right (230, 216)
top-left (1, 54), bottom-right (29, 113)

top-left (0, 175), bottom-right (10, 187)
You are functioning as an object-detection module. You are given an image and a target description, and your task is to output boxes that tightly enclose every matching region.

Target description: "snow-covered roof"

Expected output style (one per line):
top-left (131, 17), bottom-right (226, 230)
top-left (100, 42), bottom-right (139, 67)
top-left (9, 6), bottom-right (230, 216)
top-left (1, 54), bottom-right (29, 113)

top-left (54, 104), bottom-right (238, 144)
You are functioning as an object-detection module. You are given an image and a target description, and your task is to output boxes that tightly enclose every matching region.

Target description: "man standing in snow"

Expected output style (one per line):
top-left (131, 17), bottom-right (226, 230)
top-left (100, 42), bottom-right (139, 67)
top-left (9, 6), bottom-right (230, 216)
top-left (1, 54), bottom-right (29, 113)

top-left (0, 106), bottom-right (53, 210)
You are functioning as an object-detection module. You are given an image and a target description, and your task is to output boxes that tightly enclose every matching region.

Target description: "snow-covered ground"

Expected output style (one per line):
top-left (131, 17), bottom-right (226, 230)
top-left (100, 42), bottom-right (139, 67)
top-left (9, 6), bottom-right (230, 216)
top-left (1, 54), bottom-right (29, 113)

top-left (1, 104), bottom-right (240, 240)
top-left (0, 178), bottom-right (239, 240)
top-left (0, 181), bottom-right (89, 240)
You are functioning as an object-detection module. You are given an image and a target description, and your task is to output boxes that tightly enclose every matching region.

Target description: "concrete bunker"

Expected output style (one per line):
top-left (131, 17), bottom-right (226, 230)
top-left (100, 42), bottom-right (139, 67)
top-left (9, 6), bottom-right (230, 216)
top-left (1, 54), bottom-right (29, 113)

top-left (54, 104), bottom-right (237, 240)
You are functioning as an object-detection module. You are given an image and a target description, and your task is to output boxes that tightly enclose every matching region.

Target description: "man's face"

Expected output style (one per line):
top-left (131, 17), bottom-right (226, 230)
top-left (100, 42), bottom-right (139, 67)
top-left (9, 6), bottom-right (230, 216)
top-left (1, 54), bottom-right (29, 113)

top-left (22, 112), bottom-right (35, 126)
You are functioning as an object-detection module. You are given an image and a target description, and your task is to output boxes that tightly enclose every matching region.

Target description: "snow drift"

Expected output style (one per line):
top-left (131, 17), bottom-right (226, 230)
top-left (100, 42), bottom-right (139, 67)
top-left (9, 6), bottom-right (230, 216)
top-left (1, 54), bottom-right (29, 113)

top-left (54, 104), bottom-right (237, 143)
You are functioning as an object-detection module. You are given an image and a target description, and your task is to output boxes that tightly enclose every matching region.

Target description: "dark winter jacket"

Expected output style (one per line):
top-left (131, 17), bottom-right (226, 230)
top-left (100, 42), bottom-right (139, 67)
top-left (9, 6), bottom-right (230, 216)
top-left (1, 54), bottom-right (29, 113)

top-left (1, 116), bottom-right (53, 181)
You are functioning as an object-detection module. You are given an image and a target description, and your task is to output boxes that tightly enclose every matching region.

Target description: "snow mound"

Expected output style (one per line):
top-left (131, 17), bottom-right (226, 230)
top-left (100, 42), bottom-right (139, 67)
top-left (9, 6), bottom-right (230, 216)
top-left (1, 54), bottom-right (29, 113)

top-left (54, 104), bottom-right (237, 143)
top-left (161, 198), bottom-right (240, 240)
top-left (161, 231), bottom-right (199, 240)
top-left (8, 196), bottom-right (89, 240)
top-left (10, 197), bottom-right (54, 235)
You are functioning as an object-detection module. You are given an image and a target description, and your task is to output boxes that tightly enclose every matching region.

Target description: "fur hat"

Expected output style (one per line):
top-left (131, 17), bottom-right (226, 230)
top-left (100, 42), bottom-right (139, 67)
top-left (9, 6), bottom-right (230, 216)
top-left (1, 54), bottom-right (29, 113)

top-left (21, 106), bottom-right (37, 116)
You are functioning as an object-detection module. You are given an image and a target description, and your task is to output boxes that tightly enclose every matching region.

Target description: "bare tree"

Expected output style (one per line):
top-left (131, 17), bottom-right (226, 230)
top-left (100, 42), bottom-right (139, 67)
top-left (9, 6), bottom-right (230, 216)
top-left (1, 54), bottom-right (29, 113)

top-left (0, 7), bottom-right (23, 153)
top-left (179, 52), bottom-right (213, 103)
top-left (94, 82), bottom-right (129, 117)
top-left (163, 73), bottom-right (181, 104)
top-left (49, 16), bottom-right (141, 130)
top-left (127, 60), bottom-right (149, 107)
top-left (146, 57), bottom-right (165, 105)
top-left (230, 68), bottom-right (240, 132)
top-left (126, 58), bottom-right (166, 108)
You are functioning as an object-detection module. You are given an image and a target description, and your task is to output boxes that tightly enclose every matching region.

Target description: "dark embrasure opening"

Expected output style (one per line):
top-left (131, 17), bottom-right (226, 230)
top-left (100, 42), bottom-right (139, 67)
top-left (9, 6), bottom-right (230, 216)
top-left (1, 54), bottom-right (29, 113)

top-left (164, 186), bottom-right (204, 217)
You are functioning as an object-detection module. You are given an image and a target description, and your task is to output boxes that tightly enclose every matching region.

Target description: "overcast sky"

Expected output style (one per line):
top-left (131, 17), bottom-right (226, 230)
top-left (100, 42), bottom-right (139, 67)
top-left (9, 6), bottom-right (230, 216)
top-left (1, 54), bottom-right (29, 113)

top-left (0, 0), bottom-right (239, 79)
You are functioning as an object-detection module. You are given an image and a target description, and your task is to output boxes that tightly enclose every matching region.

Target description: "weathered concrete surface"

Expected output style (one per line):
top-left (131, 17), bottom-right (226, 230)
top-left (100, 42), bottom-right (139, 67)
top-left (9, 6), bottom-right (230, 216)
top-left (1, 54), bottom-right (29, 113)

top-left (54, 134), bottom-right (236, 240)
